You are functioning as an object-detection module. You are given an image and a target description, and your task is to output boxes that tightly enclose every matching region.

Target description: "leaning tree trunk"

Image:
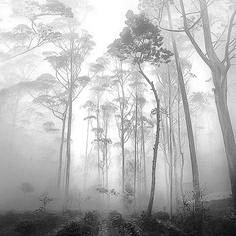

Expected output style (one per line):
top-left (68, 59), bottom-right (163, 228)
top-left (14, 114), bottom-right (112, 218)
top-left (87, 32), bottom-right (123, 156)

top-left (57, 108), bottom-right (68, 189)
top-left (214, 72), bottom-right (236, 208)
top-left (197, 0), bottom-right (236, 209)
top-left (178, 0), bottom-right (236, 208)
top-left (166, 1), bottom-right (201, 209)
top-left (139, 65), bottom-right (160, 216)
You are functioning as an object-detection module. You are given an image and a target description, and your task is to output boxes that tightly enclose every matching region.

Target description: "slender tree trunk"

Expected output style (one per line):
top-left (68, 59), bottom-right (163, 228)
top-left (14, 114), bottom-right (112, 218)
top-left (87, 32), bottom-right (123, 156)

top-left (120, 80), bottom-right (126, 197)
top-left (141, 110), bottom-right (147, 193)
top-left (172, 132), bottom-right (179, 208)
top-left (134, 89), bottom-right (138, 207)
top-left (65, 40), bottom-right (74, 209)
top-left (167, 65), bottom-right (173, 219)
top-left (103, 117), bottom-right (109, 189)
top-left (83, 110), bottom-right (90, 191)
top-left (96, 95), bottom-right (101, 185)
top-left (177, 86), bottom-right (185, 201)
top-left (65, 89), bottom-right (72, 207)
top-left (57, 108), bottom-right (67, 189)
top-left (166, 2), bottom-right (201, 209)
top-left (121, 125), bottom-right (125, 193)
top-left (139, 65), bottom-right (160, 216)
top-left (161, 117), bottom-right (170, 211)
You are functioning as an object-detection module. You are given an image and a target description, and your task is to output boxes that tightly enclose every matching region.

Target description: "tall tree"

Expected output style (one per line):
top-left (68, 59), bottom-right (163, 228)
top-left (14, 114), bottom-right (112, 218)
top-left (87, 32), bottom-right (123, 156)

top-left (108, 11), bottom-right (172, 215)
top-left (30, 74), bottom-right (68, 189)
top-left (110, 61), bottom-right (134, 198)
top-left (45, 23), bottom-right (94, 207)
top-left (140, 0), bottom-right (201, 210)
top-left (161, 0), bottom-right (236, 208)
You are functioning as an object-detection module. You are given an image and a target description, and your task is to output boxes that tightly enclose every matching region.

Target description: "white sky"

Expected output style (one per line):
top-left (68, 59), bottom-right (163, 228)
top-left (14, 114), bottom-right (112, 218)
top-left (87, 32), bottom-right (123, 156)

top-left (83, 0), bottom-right (139, 59)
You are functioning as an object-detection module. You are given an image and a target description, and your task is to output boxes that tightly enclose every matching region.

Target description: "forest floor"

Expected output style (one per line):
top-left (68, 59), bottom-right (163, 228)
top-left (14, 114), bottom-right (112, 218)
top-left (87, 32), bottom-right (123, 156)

top-left (0, 198), bottom-right (235, 236)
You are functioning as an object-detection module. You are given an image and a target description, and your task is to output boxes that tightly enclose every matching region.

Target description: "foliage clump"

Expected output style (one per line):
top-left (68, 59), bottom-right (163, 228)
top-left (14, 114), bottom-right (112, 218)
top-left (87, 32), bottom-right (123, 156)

top-left (56, 222), bottom-right (95, 236)
top-left (14, 213), bottom-right (61, 235)
top-left (108, 10), bottom-right (172, 66)
top-left (0, 211), bottom-right (19, 227)
top-left (57, 211), bottom-right (100, 236)
top-left (15, 220), bottom-right (37, 235)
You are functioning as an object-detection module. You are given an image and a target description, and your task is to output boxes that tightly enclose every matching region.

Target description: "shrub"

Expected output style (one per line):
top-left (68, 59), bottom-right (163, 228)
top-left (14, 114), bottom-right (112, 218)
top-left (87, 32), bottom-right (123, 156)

top-left (0, 211), bottom-right (19, 227)
top-left (15, 220), bottom-right (37, 235)
top-left (56, 222), bottom-right (94, 236)
top-left (83, 211), bottom-right (100, 227)
top-left (14, 213), bottom-right (61, 235)
top-left (153, 211), bottom-right (170, 221)
top-left (137, 212), bottom-right (157, 232)
top-left (108, 211), bottom-right (123, 228)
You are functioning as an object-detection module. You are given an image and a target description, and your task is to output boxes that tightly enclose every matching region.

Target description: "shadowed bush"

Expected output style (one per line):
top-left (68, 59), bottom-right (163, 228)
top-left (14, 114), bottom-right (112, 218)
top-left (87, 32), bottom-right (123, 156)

top-left (83, 210), bottom-right (100, 227)
top-left (56, 211), bottom-right (100, 236)
top-left (0, 211), bottom-right (19, 228)
top-left (56, 222), bottom-right (95, 236)
top-left (14, 213), bottom-right (62, 235)
top-left (15, 220), bottom-right (37, 235)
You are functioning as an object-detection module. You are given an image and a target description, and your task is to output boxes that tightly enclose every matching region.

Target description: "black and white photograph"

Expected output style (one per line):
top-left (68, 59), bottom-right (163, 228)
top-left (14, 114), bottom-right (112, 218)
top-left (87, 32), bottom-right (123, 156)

top-left (0, 0), bottom-right (235, 235)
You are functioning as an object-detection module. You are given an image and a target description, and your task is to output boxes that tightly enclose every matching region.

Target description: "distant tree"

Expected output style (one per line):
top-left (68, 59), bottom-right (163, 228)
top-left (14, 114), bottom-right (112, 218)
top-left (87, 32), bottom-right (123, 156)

top-left (34, 74), bottom-right (68, 186)
top-left (164, 0), bottom-right (236, 209)
top-left (110, 60), bottom-right (134, 199)
top-left (100, 101), bottom-right (116, 189)
top-left (90, 75), bottom-right (111, 186)
top-left (108, 11), bottom-right (172, 216)
top-left (0, 0), bottom-right (73, 61)
top-left (45, 24), bottom-right (94, 207)
top-left (83, 100), bottom-right (96, 190)
top-left (140, 0), bottom-right (202, 212)
top-left (129, 72), bottom-right (147, 205)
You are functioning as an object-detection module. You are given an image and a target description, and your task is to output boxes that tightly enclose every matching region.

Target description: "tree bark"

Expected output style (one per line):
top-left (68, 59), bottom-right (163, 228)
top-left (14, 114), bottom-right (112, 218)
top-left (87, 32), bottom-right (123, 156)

top-left (120, 79), bottom-right (126, 196)
top-left (57, 108), bottom-right (67, 189)
top-left (167, 65), bottom-right (173, 219)
top-left (178, 0), bottom-right (236, 208)
top-left (141, 110), bottom-right (147, 193)
top-left (139, 65), bottom-right (160, 216)
top-left (96, 95), bottom-right (101, 185)
top-left (177, 86), bottom-right (185, 201)
top-left (198, 0), bottom-right (236, 208)
top-left (214, 77), bottom-right (236, 208)
top-left (166, 1), bottom-right (201, 209)
top-left (65, 40), bottom-right (74, 209)
top-left (172, 132), bottom-right (179, 207)
top-left (83, 110), bottom-right (90, 191)
top-left (65, 89), bottom-right (72, 207)
top-left (134, 88), bottom-right (138, 206)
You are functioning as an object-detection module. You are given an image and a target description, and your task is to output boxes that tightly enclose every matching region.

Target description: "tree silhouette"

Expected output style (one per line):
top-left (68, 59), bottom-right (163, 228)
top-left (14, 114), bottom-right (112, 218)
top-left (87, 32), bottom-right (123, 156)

top-left (108, 10), bottom-right (172, 215)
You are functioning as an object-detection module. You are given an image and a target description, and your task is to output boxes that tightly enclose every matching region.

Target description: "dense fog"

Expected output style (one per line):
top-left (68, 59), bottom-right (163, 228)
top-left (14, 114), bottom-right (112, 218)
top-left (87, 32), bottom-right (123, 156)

top-left (0, 1), bottom-right (236, 236)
